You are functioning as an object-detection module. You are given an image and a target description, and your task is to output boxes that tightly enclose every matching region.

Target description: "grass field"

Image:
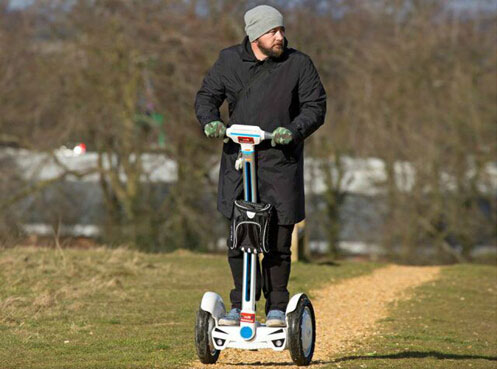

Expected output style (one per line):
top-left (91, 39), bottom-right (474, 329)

top-left (0, 247), bottom-right (495, 369)
top-left (0, 247), bottom-right (379, 368)
top-left (328, 264), bottom-right (497, 369)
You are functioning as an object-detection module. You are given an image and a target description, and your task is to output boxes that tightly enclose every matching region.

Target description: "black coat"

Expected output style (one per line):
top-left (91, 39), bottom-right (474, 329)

top-left (195, 37), bottom-right (326, 225)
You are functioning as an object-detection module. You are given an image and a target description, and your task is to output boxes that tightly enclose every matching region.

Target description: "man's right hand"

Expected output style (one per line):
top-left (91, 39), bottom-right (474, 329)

top-left (204, 121), bottom-right (226, 138)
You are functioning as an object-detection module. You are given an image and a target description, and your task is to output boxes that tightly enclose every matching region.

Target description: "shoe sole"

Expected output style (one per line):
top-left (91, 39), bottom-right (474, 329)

top-left (266, 319), bottom-right (286, 327)
top-left (218, 319), bottom-right (240, 326)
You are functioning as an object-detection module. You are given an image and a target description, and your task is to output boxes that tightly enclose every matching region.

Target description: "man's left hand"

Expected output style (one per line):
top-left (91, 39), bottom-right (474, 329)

top-left (271, 127), bottom-right (293, 147)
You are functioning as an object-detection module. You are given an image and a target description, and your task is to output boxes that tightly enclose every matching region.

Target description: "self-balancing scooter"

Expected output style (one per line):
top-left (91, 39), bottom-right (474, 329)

top-left (195, 124), bottom-right (316, 366)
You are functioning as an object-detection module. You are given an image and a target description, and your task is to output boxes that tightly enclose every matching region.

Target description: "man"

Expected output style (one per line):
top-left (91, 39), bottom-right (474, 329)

top-left (195, 5), bottom-right (326, 327)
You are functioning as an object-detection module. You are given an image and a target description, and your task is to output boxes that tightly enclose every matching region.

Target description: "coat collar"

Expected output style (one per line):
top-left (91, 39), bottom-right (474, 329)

top-left (239, 36), bottom-right (289, 63)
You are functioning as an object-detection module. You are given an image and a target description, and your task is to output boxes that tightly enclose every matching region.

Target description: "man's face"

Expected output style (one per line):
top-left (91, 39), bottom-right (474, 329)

top-left (256, 26), bottom-right (285, 58)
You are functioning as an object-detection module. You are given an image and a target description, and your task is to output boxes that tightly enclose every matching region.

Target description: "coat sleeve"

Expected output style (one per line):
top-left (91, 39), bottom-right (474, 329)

top-left (194, 52), bottom-right (227, 128)
top-left (287, 56), bottom-right (327, 142)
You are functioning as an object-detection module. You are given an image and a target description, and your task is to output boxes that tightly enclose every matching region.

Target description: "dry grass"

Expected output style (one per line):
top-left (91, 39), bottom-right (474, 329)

top-left (0, 247), bottom-right (146, 323)
top-left (0, 246), bottom-right (380, 369)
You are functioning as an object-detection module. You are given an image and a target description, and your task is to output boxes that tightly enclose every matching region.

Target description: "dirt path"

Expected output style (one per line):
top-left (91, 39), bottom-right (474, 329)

top-left (193, 264), bottom-right (441, 368)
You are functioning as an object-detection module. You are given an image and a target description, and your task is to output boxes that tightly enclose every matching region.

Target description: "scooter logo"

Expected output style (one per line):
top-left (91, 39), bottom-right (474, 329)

top-left (240, 312), bottom-right (255, 323)
top-left (238, 136), bottom-right (255, 144)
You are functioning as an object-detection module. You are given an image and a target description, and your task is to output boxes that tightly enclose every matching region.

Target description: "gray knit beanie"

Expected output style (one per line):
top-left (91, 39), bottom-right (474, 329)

top-left (244, 5), bottom-right (284, 42)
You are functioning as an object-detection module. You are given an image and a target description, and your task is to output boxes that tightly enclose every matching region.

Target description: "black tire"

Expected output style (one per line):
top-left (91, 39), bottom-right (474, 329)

top-left (287, 295), bottom-right (316, 366)
top-left (195, 309), bottom-right (220, 364)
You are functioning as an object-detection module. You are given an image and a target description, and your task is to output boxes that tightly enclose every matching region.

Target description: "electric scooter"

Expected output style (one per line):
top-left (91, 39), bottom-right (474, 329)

top-left (195, 124), bottom-right (316, 366)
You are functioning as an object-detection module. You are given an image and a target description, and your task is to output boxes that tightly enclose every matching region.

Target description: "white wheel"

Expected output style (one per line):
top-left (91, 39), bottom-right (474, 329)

top-left (195, 309), bottom-right (220, 364)
top-left (287, 294), bottom-right (316, 366)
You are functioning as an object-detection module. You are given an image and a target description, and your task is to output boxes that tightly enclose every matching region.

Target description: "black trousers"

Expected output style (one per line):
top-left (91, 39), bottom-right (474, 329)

top-left (228, 218), bottom-right (294, 314)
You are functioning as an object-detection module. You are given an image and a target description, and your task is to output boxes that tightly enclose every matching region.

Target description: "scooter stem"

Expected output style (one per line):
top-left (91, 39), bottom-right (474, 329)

top-left (240, 148), bottom-right (257, 340)
top-left (226, 125), bottom-right (272, 341)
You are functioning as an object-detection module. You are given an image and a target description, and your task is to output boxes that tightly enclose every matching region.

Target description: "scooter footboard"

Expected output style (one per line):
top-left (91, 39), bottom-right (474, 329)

top-left (212, 324), bottom-right (287, 351)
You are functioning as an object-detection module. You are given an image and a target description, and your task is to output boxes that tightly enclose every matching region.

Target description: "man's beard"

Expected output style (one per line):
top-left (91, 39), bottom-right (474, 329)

top-left (257, 41), bottom-right (284, 58)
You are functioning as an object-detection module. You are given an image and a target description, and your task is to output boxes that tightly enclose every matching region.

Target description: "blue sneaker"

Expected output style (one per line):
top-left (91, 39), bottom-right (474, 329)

top-left (218, 308), bottom-right (241, 326)
top-left (266, 309), bottom-right (286, 327)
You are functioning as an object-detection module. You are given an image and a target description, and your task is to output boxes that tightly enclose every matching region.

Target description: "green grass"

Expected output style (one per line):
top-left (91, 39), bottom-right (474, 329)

top-left (0, 247), bottom-right (380, 369)
top-left (326, 264), bottom-right (497, 369)
top-left (1, 247), bottom-right (495, 369)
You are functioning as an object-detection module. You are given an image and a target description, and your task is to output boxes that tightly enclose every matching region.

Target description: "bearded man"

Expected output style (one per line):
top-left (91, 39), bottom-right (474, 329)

top-left (195, 5), bottom-right (326, 327)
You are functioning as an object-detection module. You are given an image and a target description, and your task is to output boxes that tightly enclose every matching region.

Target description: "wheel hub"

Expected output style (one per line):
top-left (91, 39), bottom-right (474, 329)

top-left (301, 306), bottom-right (313, 357)
top-left (208, 317), bottom-right (217, 355)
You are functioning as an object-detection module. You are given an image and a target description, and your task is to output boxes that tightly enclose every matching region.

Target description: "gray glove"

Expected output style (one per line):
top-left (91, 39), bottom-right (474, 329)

top-left (271, 127), bottom-right (293, 147)
top-left (204, 121), bottom-right (226, 138)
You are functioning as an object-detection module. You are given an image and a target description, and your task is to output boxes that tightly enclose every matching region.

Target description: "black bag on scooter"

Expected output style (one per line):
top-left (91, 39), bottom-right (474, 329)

top-left (228, 200), bottom-right (274, 254)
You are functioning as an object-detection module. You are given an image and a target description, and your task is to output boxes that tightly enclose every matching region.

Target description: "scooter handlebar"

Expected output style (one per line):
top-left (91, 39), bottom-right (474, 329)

top-left (225, 125), bottom-right (273, 144)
